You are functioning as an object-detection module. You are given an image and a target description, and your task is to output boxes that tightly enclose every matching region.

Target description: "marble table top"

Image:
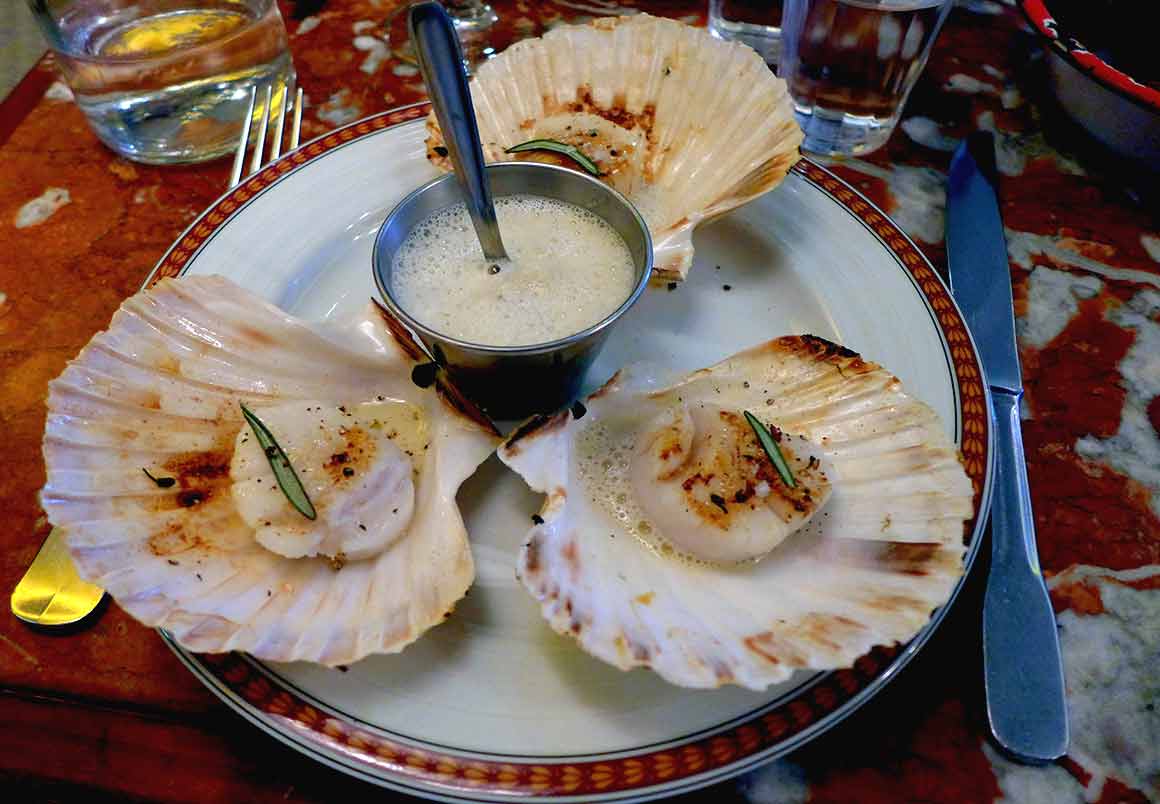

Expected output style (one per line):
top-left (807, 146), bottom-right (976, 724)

top-left (0, 1), bottom-right (1156, 802)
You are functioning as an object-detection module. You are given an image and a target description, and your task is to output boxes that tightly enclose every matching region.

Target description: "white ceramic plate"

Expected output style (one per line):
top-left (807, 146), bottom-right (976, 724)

top-left (150, 104), bottom-right (993, 802)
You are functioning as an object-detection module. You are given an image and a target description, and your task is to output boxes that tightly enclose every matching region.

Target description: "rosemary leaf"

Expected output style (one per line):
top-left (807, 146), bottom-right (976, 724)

top-left (744, 411), bottom-right (796, 488)
top-left (504, 138), bottom-right (601, 177)
top-left (240, 403), bottom-right (317, 521)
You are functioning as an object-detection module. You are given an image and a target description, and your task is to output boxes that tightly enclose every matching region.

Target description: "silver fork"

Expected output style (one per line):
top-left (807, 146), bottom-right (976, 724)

top-left (228, 82), bottom-right (304, 188)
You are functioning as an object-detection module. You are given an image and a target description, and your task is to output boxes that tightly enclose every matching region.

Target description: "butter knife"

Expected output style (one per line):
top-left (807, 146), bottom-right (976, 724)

top-left (946, 132), bottom-right (1069, 764)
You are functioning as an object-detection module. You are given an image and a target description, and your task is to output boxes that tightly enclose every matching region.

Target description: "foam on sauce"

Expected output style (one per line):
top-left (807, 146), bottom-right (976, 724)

top-left (391, 195), bottom-right (636, 347)
top-left (575, 414), bottom-right (720, 571)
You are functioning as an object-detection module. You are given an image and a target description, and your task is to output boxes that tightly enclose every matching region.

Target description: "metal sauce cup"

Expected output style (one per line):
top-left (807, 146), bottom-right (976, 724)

top-left (373, 161), bottom-right (653, 420)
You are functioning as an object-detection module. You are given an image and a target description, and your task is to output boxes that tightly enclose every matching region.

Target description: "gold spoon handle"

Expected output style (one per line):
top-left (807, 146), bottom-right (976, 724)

top-left (11, 527), bottom-right (105, 627)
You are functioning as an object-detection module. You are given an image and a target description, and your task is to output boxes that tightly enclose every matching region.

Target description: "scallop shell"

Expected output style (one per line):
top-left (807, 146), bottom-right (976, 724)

top-left (41, 276), bottom-right (500, 666)
top-left (499, 336), bottom-right (974, 690)
top-left (425, 14), bottom-right (803, 282)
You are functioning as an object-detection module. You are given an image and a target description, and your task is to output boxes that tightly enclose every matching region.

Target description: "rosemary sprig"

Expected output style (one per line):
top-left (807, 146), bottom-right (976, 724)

top-left (240, 403), bottom-right (317, 521)
top-left (744, 411), bottom-right (796, 489)
top-left (504, 138), bottom-right (601, 177)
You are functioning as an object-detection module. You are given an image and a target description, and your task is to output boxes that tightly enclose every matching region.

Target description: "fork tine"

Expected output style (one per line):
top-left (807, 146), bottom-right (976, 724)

top-left (248, 84), bottom-right (273, 176)
top-left (269, 82), bottom-right (288, 161)
top-left (289, 87), bottom-right (303, 150)
top-left (229, 86), bottom-right (257, 188)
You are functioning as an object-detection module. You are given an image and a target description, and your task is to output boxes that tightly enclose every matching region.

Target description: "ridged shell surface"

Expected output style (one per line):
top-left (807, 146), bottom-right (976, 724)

top-left (426, 14), bottom-right (803, 281)
top-left (41, 276), bottom-right (499, 666)
top-left (498, 336), bottom-right (973, 690)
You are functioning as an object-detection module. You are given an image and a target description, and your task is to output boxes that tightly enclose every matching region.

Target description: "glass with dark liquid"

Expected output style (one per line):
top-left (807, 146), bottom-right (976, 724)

top-left (778, 0), bottom-right (952, 156)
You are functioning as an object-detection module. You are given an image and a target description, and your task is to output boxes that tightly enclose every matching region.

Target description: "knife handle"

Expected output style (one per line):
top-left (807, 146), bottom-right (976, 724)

top-left (983, 391), bottom-right (1069, 763)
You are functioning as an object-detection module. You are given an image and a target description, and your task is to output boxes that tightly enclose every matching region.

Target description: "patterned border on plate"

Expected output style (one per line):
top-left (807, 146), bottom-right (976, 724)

top-left (793, 160), bottom-right (989, 496)
top-left (150, 104), bottom-right (433, 285)
top-left (195, 645), bottom-right (902, 797)
top-left (154, 106), bottom-right (990, 800)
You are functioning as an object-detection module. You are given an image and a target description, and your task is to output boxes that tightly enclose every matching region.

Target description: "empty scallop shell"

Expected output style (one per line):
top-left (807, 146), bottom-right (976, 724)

top-left (425, 14), bottom-right (803, 282)
top-left (499, 336), bottom-right (974, 690)
top-left (41, 276), bottom-right (499, 666)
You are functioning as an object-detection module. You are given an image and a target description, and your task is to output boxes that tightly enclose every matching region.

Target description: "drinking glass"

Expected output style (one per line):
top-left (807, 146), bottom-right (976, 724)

top-left (778, 0), bottom-right (952, 156)
top-left (709, 0), bottom-right (784, 66)
top-left (27, 0), bottom-right (295, 164)
top-left (389, 0), bottom-right (501, 72)
top-left (443, 0), bottom-right (498, 33)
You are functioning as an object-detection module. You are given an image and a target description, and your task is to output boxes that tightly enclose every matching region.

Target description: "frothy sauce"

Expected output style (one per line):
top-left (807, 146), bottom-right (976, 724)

top-left (391, 195), bottom-right (637, 347)
top-left (575, 414), bottom-right (717, 570)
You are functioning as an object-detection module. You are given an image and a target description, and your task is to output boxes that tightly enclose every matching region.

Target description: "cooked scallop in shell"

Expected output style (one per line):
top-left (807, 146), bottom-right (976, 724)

top-left (40, 275), bottom-right (500, 666)
top-left (230, 400), bottom-right (425, 561)
top-left (630, 403), bottom-right (833, 563)
top-left (425, 13), bottom-right (803, 282)
top-left (499, 336), bottom-right (974, 690)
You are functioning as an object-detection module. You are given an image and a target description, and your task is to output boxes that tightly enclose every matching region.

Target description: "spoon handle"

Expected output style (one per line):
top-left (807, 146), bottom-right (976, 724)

top-left (409, 2), bottom-right (508, 262)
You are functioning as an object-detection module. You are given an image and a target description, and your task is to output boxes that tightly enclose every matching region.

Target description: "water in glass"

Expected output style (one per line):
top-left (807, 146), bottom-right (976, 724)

top-left (442, 0), bottom-right (498, 32)
top-left (708, 0), bottom-right (784, 65)
top-left (779, 0), bottom-right (951, 156)
top-left (31, 0), bottom-right (294, 164)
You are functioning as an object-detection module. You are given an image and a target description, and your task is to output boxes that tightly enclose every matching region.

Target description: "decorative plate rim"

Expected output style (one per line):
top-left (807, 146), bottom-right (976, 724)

top-left (144, 103), bottom-right (994, 802)
top-left (1018, 0), bottom-right (1160, 112)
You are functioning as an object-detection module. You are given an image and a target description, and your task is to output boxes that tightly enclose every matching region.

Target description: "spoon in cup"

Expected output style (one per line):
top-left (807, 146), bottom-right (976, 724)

top-left (408, 1), bottom-right (509, 268)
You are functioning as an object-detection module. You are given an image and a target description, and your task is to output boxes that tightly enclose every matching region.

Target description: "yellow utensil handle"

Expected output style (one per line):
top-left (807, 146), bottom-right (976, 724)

top-left (11, 527), bottom-right (105, 627)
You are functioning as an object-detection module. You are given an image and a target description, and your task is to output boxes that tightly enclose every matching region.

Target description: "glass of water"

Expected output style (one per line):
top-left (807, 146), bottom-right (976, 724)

top-left (443, 0), bottom-right (499, 33)
top-left (708, 1), bottom-right (784, 66)
top-left (778, 0), bottom-right (952, 156)
top-left (27, 0), bottom-right (295, 164)
top-left (387, 0), bottom-right (501, 73)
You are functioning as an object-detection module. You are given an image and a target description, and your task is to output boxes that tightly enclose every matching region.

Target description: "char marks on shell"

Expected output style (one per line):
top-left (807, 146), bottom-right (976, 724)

top-left (424, 13), bottom-right (803, 282)
top-left (499, 335), bottom-right (974, 689)
top-left (40, 276), bottom-right (500, 666)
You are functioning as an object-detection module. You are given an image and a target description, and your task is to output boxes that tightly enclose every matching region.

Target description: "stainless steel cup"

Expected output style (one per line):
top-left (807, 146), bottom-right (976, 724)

top-left (372, 161), bottom-right (653, 419)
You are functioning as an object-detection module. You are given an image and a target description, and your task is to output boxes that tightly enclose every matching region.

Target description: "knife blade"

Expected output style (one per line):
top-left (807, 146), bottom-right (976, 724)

top-left (946, 132), bottom-right (1069, 764)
